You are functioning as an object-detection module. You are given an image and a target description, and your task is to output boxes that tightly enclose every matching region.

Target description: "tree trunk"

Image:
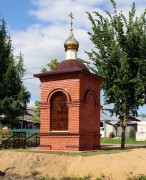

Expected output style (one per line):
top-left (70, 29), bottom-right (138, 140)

top-left (121, 128), bottom-right (126, 148)
top-left (120, 114), bottom-right (128, 148)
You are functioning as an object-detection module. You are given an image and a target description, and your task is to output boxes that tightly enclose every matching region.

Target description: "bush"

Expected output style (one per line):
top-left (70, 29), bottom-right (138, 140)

top-left (0, 129), bottom-right (11, 138)
top-left (31, 170), bottom-right (40, 176)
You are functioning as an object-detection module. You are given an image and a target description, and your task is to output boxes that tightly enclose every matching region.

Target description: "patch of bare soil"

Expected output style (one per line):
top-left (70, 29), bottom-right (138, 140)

top-left (0, 148), bottom-right (146, 180)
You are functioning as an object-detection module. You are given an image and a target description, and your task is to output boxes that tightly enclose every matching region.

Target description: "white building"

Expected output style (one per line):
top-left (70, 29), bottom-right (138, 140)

top-left (100, 110), bottom-right (118, 137)
top-left (136, 121), bottom-right (146, 141)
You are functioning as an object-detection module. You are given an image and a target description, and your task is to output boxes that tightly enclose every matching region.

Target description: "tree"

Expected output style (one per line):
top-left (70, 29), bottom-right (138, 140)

top-left (32, 101), bottom-right (40, 123)
top-left (87, 0), bottom-right (146, 148)
top-left (0, 18), bottom-right (30, 127)
top-left (41, 59), bottom-right (59, 72)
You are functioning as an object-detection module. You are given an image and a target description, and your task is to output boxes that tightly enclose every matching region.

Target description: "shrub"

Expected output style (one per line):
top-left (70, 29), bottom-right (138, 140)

top-left (31, 170), bottom-right (40, 176)
top-left (0, 129), bottom-right (11, 137)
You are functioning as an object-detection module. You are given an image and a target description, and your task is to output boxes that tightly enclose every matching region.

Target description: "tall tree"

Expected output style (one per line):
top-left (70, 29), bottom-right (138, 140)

top-left (0, 18), bottom-right (30, 127)
top-left (87, 0), bottom-right (146, 148)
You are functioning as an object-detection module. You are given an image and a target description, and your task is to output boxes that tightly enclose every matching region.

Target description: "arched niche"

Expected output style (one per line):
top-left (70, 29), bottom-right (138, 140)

top-left (50, 91), bottom-right (68, 131)
top-left (47, 88), bottom-right (71, 103)
top-left (84, 90), bottom-right (98, 106)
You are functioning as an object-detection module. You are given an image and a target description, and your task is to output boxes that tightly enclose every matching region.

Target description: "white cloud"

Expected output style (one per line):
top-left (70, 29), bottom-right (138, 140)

top-left (11, 23), bottom-right (93, 101)
top-left (10, 0), bottom-right (146, 104)
top-left (29, 0), bottom-right (145, 31)
top-left (29, 0), bottom-right (108, 30)
top-left (12, 24), bottom-right (66, 72)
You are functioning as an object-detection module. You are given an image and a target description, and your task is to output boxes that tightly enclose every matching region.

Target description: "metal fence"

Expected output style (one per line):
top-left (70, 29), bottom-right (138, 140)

top-left (11, 129), bottom-right (40, 137)
top-left (2, 131), bottom-right (40, 149)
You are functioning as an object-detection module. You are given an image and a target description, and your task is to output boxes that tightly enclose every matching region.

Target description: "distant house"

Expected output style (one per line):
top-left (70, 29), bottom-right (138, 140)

top-left (100, 110), bottom-right (118, 137)
top-left (0, 108), bottom-right (39, 130)
top-left (116, 116), bottom-right (141, 137)
top-left (16, 108), bottom-right (40, 129)
top-left (100, 108), bottom-right (142, 138)
top-left (136, 116), bottom-right (146, 122)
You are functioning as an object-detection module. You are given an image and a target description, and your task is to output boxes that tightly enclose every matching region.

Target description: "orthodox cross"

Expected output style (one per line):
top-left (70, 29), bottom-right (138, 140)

top-left (69, 12), bottom-right (74, 30)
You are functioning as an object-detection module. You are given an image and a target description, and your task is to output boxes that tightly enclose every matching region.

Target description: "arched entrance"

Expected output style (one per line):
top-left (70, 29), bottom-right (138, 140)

top-left (50, 91), bottom-right (68, 131)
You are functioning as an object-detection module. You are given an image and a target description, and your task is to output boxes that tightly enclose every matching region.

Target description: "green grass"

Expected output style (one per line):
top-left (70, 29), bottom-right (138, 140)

top-left (38, 175), bottom-right (92, 180)
top-left (1, 147), bottom-right (130, 156)
top-left (101, 137), bottom-right (146, 145)
top-left (60, 175), bottom-right (92, 180)
top-left (127, 174), bottom-right (146, 180)
top-left (0, 135), bottom-right (10, 140)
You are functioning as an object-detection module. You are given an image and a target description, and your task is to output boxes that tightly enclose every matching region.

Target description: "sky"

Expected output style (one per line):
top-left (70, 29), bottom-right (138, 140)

top-left (0, 0), bottom-right (146, 114)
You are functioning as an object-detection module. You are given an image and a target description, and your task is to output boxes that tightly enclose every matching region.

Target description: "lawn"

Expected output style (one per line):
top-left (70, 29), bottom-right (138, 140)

top-left (101, 137), bottom-right (146, 145)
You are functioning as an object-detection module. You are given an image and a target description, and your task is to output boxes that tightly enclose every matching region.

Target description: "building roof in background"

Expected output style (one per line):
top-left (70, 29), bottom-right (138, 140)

top-left (100, 110), bottom-right (143, 127)
top-left (19, 108), bottom-right (35, 122)
top-left (100, 111), bottom-right (118, 122)
top-left (136, 116), bottom-right (146, 121)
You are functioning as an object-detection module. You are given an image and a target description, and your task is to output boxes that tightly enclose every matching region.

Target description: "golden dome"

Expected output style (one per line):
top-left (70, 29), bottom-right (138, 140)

top-left (64, 30), bottom-right (79, 51)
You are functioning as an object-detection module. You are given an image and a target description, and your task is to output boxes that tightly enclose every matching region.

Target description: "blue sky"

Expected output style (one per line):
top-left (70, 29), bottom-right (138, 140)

top-left (0, 0), bottom-right (146, 114)
top-left (0, 0), bottom-right (35, 29)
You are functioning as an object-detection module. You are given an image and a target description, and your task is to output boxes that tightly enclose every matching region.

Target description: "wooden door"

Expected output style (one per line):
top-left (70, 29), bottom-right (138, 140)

top-left (51, 92), bottom-right (68, 131)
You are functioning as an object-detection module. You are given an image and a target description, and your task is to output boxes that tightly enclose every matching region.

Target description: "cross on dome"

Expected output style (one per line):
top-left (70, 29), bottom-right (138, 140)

top-left (69, 12), bottom-right (74, 30)
top-left (64, 13), bottom-right (79, 59)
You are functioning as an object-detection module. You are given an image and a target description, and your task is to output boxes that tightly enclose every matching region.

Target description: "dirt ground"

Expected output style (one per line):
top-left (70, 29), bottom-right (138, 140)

top-left (0, 147), bottom-right (146, 180)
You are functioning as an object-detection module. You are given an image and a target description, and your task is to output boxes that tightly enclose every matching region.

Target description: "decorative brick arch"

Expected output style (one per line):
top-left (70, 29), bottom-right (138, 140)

top-left (47, 88), bottom-right (71, 103)
top-left (84, 90), bottom-right (98, 106)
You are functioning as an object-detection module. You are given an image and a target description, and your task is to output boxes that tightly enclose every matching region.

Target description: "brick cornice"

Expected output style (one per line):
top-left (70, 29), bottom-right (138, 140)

top-left (39, 132), bottom-right (86, 137)
top-left (68, 100), bottom-right (82, 107)
top-left (33, 68), bottom-right (103, 83)
top-left (39, 101), bottom-right (50, 109)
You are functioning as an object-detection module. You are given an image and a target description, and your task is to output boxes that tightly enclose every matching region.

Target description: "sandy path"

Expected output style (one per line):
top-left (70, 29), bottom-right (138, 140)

top-left (0, 148), bottom-right (146, 179)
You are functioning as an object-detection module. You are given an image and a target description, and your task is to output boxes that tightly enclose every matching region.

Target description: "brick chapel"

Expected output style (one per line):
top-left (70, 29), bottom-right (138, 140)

top-left (34, 14), bottom-right (103, 151)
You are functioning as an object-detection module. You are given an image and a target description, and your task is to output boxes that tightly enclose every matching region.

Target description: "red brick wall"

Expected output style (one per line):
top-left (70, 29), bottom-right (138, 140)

top-left (38, 71), bottom-right (102, 151)
top-left (39, 134), bottom-right (81, 151)
top-left (79, 73), bottom-right (101, 149)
